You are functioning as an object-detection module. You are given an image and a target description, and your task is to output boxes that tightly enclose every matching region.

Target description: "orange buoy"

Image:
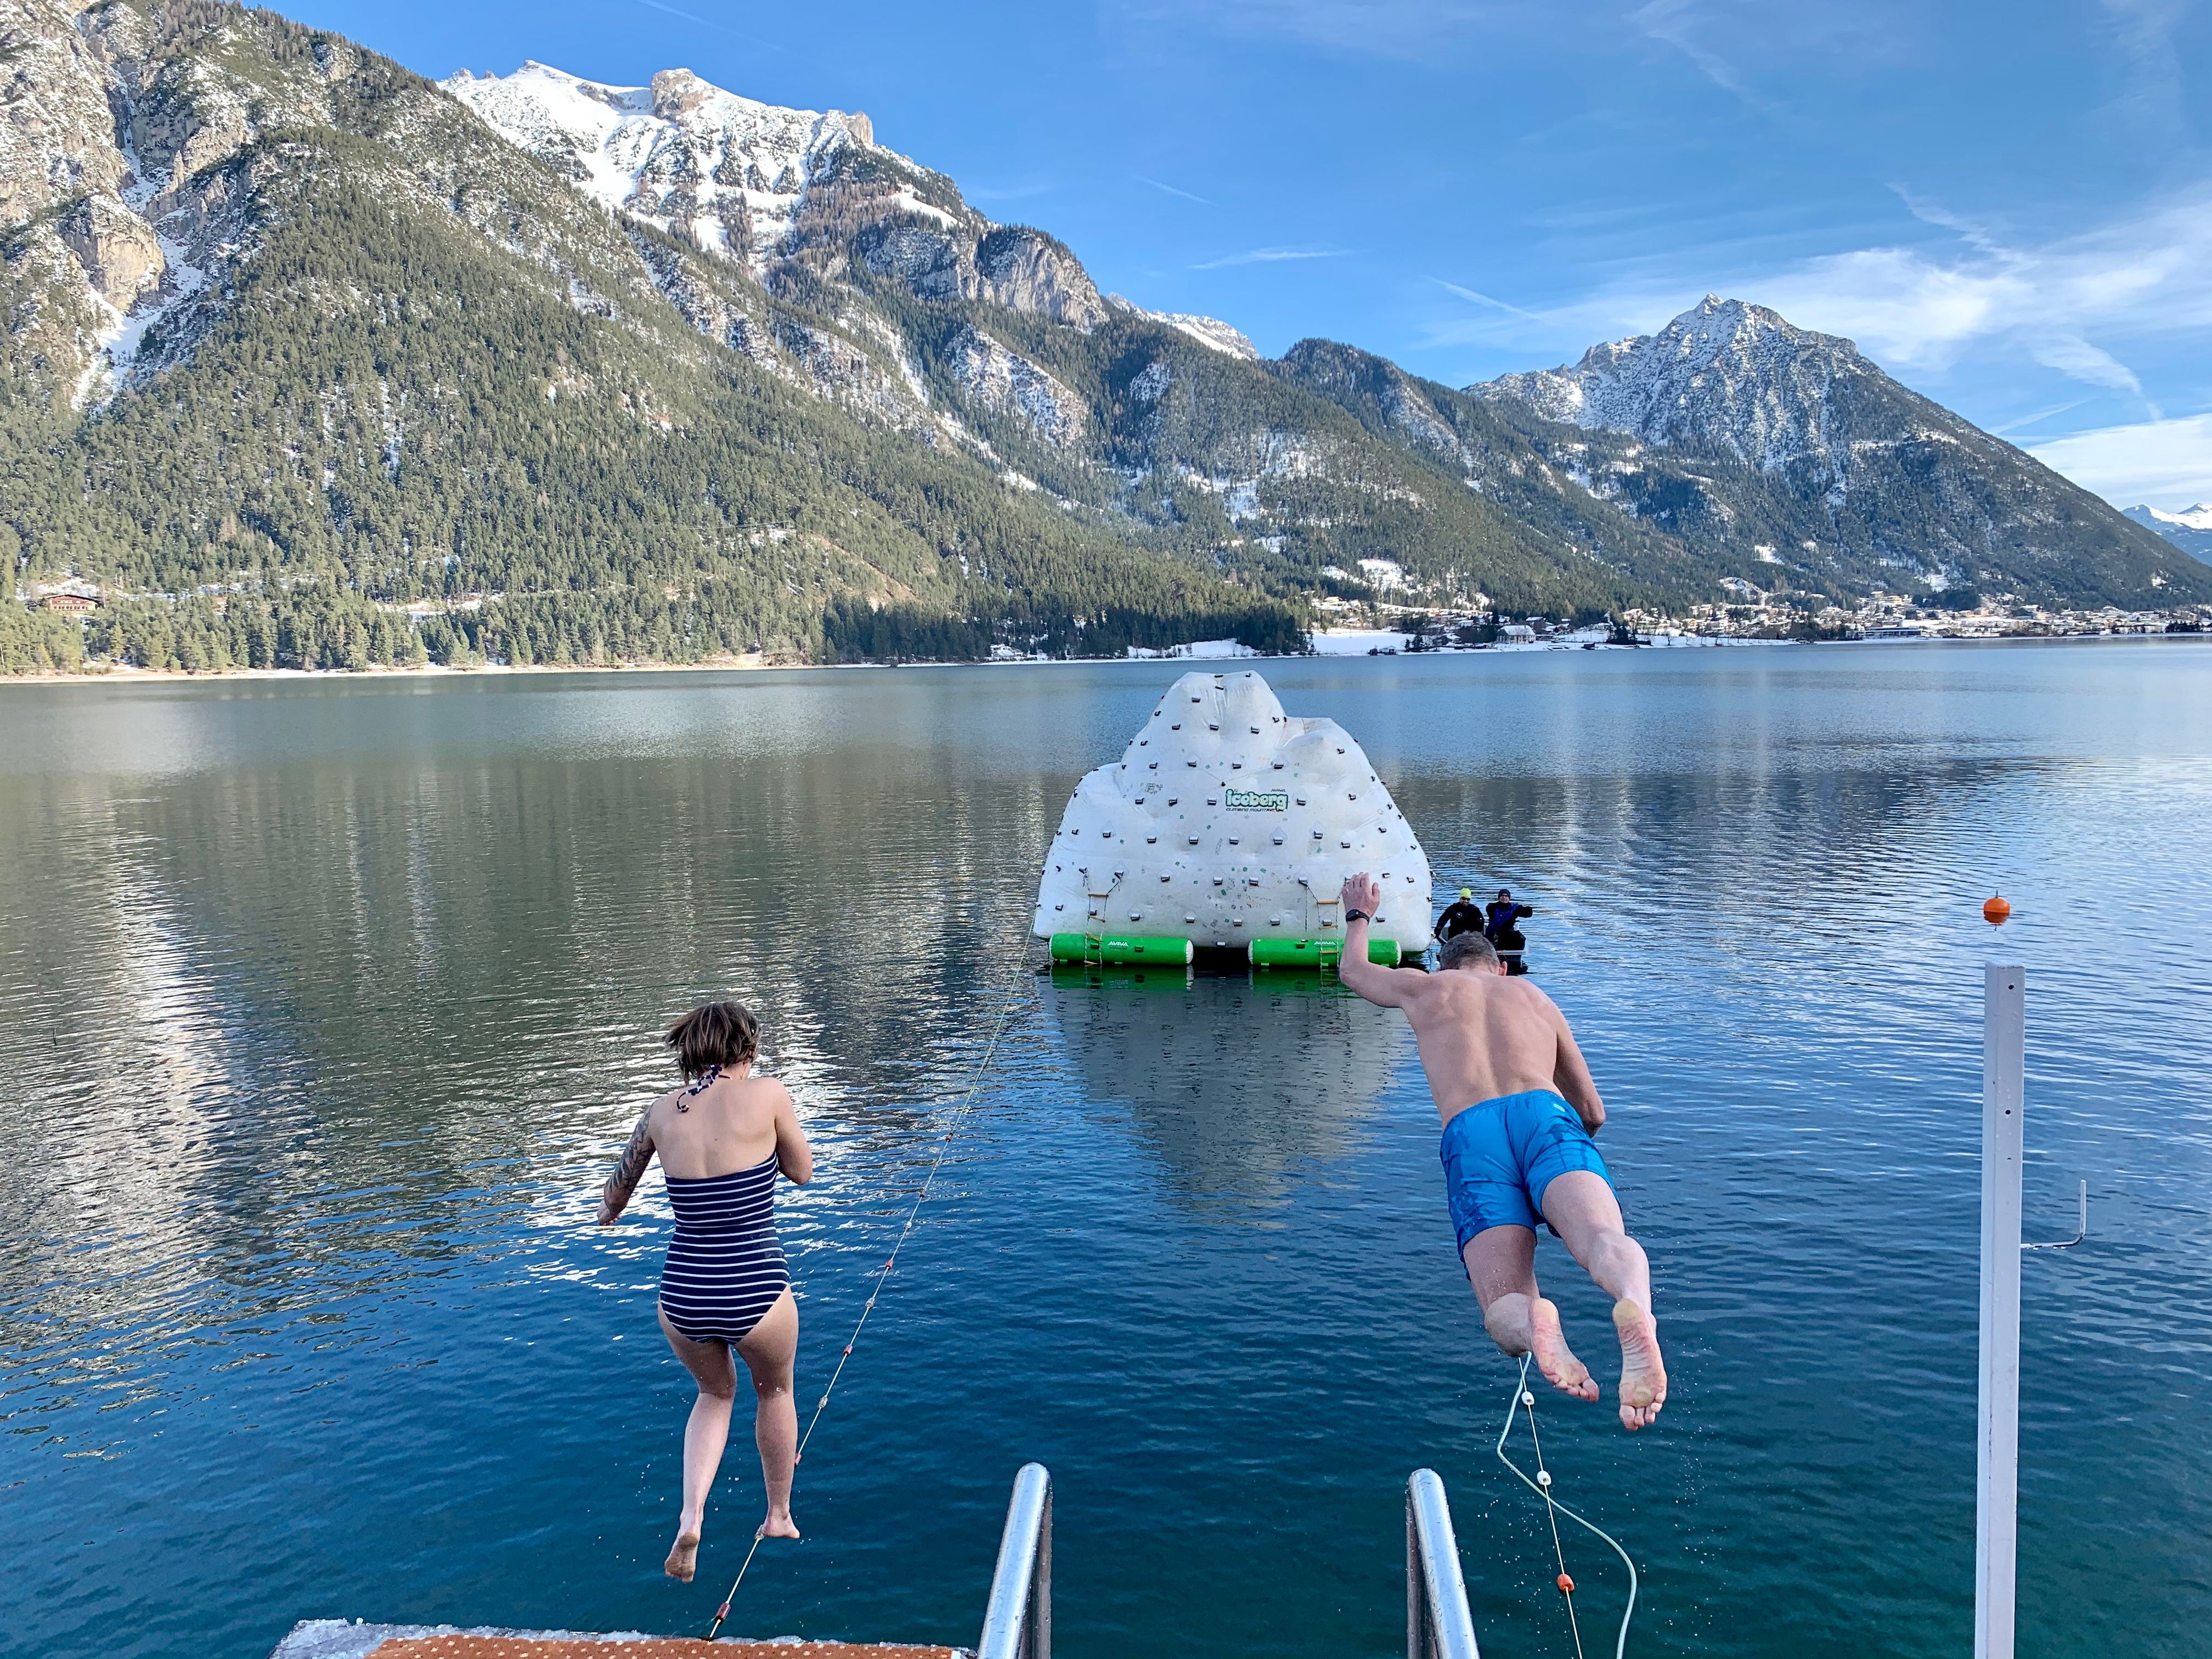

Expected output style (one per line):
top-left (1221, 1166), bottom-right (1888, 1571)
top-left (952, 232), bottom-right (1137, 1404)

top-left (1556, 1572), bottom-right (1576, 1594)
top-left (1983, 894), bottom-right (2012, 925)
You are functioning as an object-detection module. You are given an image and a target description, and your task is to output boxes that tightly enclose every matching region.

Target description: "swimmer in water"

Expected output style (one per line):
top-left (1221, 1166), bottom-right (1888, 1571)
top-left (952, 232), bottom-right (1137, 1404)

top-left (598, 1000), bottom-right (815, 1579)
top-left (1337, 874), bottom-right (1666, 1430)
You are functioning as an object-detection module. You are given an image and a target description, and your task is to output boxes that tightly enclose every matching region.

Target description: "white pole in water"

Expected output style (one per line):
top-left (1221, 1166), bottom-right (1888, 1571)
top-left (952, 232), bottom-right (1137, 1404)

top-left (1976, 963), bottom-right (2025, 1659)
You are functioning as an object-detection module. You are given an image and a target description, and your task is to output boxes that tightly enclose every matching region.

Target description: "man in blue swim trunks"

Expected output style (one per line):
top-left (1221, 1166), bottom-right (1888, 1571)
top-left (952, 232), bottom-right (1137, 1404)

top-left (1339, 874), bottom-right (1667, 1430)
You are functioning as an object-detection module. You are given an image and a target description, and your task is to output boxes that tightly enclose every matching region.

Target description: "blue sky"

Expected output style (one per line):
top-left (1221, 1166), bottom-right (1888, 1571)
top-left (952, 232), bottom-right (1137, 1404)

top-left (291, 0), bottom-right (2211, 509)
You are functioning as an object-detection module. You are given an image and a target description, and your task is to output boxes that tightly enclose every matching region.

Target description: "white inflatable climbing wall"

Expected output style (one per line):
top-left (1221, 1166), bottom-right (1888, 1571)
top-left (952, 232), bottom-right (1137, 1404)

top-left (1031, 669), bottom-right (1434, 954)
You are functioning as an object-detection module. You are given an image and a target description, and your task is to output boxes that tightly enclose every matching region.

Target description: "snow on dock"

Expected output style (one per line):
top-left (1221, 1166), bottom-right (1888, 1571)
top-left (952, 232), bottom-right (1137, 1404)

top-left (270, 1623), bottom-right (962, 1659)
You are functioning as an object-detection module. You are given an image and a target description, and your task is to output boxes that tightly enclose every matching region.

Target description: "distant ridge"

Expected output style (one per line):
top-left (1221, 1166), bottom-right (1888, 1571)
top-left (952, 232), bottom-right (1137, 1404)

top-left (1469, 296), bottom-right (2200, 606)
top-left (2124, 504), bottom-right (2212, 565)
top-left (0, 5), bottom-right (2200, 674)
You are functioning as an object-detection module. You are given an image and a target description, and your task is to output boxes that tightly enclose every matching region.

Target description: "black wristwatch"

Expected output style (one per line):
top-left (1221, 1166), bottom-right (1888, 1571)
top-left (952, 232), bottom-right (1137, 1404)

top-left (1345, 909), bottom-right (1370, 922)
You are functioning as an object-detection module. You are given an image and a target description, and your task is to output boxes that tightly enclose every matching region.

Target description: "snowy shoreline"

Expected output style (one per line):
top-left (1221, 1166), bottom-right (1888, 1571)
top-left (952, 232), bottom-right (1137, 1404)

top-left (0, 635), bottom-right (1945, 689)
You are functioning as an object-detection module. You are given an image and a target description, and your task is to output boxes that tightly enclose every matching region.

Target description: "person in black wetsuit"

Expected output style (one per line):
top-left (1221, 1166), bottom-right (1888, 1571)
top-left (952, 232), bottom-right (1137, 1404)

top-left (1437, 887), bottom-right (1487, 941)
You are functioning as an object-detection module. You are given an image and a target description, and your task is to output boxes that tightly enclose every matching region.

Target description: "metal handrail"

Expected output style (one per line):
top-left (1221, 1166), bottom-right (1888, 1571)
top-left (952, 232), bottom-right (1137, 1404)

top-left (2022, 1179), bottom-right (2089, 1250)
top-left (978, 1463), bottom-right (1052, 1659)
top-left (1407, 1468), bottom-right (1481, 1659)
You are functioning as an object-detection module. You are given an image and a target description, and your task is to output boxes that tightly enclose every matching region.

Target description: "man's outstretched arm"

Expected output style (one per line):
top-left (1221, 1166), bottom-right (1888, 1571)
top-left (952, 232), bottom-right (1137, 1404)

top-left (1547, 1002), bottom-right (1606, 1134)
top-left (1335, 873), bottom-right (1429, 1008)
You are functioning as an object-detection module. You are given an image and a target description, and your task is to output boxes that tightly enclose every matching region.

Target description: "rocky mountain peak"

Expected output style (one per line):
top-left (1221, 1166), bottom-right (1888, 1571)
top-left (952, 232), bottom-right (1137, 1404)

top-left (648, 67), bottom-right (718, 117)
top-left (447, 59), bottom-right (1116, 328)
top-left (444, 61), bottom-right (890, 273)
top-left (1104, 295), bottom-right (1258, 360)
top-left (2124, 503), bottom-right (2212, 563)
top-left (1472, 294), bottom-right (1875, 474)
top-left (1, 0), bottom-right (2193, 652)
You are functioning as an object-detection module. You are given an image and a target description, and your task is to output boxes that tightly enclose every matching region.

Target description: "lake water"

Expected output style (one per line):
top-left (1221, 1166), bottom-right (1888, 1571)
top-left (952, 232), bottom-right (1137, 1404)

top-left (3, 644), bottom-right (2208, 1659)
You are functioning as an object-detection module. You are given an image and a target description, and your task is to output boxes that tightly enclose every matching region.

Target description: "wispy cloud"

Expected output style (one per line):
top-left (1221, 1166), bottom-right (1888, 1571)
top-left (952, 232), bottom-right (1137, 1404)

top-left (1431, 278), bottom-right (1542, 322)
top-left (1632, 0), bottom-right (1767, 107)
top-left (1748, 188), bottom-right (2212, 379)
top-left (1136, 174), bottom-right (1215, 206)
top-left (2100, 0), bottom-right (2190, 143)
top-left (1112, 0), bottom-right (1915, 76)
top-left (2029, 412), bottom-right (2212, 509)
top-left (2030, 336), bottom-right (2151, 407)
top-left (968, 182), bottom-right (1057, 204)
top-left (1193, 245), bottom-right (1349, 269)
top-left (1107, 0), bottom-right (1496, 60)
top-left (1423, 178), bottom-right (2212, 408)
top-left (635, 0), bottom-right (738, 33)
top-left (1985, 399), bottom-right (2091, 439)
top-left (1890, 187), bottom-right (2009, 258)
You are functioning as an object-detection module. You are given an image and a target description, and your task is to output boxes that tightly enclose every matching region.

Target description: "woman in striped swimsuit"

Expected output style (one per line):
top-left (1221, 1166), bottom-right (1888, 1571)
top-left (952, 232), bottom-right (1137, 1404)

top-left (598, 1000), bottom-right (814, 1582)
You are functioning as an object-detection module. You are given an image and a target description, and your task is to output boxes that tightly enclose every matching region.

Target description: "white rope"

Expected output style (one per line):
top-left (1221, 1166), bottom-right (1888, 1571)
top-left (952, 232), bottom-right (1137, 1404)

top-left (1495, 1354), bottom-right (1640, 1659)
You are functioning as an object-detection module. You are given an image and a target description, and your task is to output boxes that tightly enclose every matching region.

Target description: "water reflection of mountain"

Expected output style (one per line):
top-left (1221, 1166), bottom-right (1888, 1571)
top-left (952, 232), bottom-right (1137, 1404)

top-left (0, 663), bottom-right (2073, 1387)
top-left (0, 735), bottom-right (1069, 1376)
top-left (1045, 969), bottom-right (1411, 1207)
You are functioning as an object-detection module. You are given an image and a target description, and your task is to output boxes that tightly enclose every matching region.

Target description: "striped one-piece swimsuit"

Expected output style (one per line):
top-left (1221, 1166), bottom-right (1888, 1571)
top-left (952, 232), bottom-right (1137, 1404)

top-left (657, 1075), bottom-right (791, 1344)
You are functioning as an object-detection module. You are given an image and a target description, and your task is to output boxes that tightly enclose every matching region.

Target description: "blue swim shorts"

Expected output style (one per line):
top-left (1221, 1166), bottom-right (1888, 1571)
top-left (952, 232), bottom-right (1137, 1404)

top-left (1439, 1088), bottom-right (1613, 1254)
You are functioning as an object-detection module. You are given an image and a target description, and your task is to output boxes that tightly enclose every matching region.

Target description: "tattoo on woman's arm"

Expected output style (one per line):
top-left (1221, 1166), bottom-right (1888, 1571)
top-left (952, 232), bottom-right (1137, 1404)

top-left (601, 1111), bottom-right (655, 1216)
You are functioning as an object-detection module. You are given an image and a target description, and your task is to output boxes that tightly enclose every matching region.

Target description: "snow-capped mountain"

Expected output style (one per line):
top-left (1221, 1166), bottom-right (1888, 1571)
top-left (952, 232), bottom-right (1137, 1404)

top-left (446, 59), bottom-right (1109, 330)
top-left (2125, 504), bottom-right (2212, 564)
top-left (1106, 295), bottom-right (1260, 361)
top-left (433, 63), bottom-right (2192, 612)
top-left (2, 0), bottom-right (2200, 670)
top-left (444, 62), bottom-right (896, 275)
top-left (1463, 295), bottom-right (2197, 600)
top-left (1473, 295), bottom-right (1876, 474)
top-left (446, 64), bottom-right (1265, 354)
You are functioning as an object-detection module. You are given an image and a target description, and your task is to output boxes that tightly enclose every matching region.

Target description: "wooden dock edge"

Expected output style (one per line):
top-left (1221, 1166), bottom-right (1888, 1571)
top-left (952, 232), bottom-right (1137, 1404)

top-left (270, 1621), bottom-right (970, 1659)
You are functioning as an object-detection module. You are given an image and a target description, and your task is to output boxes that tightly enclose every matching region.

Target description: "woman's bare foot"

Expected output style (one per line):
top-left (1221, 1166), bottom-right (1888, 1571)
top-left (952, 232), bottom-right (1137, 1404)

top-left (1612, 1299), bottom-right (1667, 1430)
top-left (761, 1509), bottom-right (800, 1541)
top-left (664, 1528), bottom-right (701, 1582)
top-left (1530, 1297), bottom-right (1599, 1401)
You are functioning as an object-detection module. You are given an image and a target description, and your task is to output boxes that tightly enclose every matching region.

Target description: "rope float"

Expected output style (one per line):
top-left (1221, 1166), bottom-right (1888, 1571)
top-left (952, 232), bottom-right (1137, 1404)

top-left (1495, 1354), bottom-right (1640, 1659)
top-left (703, 946), bottom-right (1036, 1639)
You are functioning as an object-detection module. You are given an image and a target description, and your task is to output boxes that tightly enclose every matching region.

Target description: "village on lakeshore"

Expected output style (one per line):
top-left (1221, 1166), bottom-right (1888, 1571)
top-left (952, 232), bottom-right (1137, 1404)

top-left (13, 569), bottom-right (2208, 678)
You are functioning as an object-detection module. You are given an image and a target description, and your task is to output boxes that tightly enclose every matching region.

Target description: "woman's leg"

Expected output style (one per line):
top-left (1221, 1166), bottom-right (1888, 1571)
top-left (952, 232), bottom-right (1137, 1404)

top-left (657, 1305), bottom-right (738, 1581)
top-left (735, 1287), bottom-right (800, 1539)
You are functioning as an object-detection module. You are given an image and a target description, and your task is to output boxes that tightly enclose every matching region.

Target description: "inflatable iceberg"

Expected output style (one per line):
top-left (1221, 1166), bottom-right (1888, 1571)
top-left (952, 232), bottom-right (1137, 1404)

top-left (1032, 670), bottom-right (1434, 964)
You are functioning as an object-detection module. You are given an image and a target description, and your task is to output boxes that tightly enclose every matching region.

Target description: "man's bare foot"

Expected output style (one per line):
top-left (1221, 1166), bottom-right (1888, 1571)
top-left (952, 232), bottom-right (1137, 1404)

top-left (761, 1510), bottom-right (800, 1541)
top-left (664, 1529), bottom-right (701, 1582)
top-left (1612, 1299), bottom-right (1667, 1430)
top-left (1529, 1297), bottom-right (1599, 1402)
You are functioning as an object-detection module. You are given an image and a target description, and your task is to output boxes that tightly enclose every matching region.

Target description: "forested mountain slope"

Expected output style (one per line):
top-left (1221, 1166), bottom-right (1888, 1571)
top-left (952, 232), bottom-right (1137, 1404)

top-left (2, 2), bottom-right (2194, 674)
top-left (0, 0), bottom-right (1298, 670)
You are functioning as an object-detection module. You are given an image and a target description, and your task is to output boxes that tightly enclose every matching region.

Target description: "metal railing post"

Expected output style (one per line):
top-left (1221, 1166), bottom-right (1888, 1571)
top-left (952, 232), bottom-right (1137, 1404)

top-left (1407, 1485), bottom-right (1429, 1659)
top-left (978, 1463), bottom-right (1052, 1659)
top-left (1976, 965), bottom-right (2024, 1659)
top-left (1031, 1483), bottom-right (1051, 1659)
top-left (1405, 1469), bottom-right (1481, 1659)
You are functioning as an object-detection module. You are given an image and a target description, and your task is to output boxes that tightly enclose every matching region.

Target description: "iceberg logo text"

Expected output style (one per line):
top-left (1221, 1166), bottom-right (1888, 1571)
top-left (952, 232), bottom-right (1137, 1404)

top-left (1224, 788), bottom-right (1290, 812)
